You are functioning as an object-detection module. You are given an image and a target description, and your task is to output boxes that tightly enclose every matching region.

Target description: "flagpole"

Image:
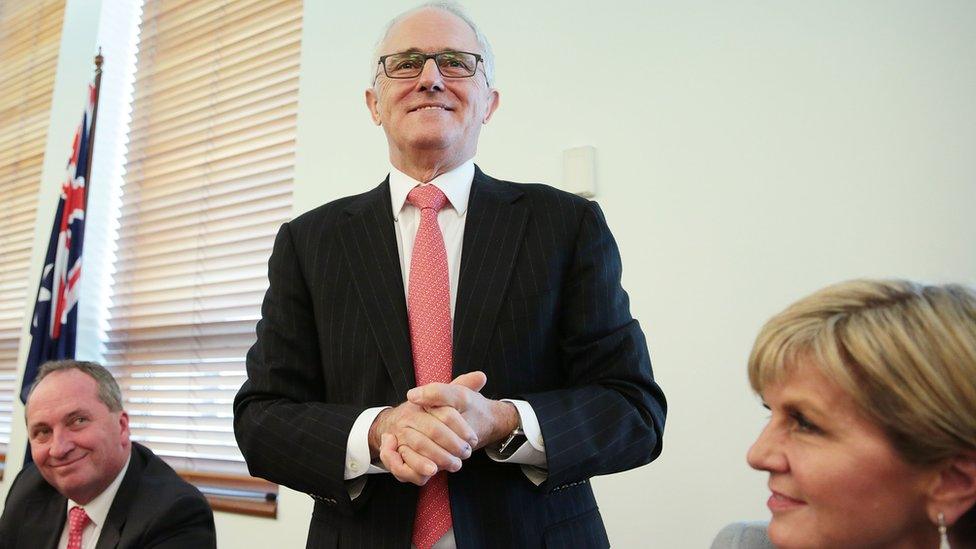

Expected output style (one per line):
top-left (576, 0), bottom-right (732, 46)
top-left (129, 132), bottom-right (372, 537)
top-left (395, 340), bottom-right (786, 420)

top-left (83, 49), bottom-right (103, 213)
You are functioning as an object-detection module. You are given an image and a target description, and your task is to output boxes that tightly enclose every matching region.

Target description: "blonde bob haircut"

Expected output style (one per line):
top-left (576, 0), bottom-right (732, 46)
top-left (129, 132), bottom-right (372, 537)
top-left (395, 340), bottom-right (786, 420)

top-left (748, 279), bottom-right (976, 467)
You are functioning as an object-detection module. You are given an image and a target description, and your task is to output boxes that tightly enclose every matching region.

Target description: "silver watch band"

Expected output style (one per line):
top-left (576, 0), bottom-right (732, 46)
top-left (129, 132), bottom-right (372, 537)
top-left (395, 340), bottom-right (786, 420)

top-left (498, 427), bottom-right (525, 454)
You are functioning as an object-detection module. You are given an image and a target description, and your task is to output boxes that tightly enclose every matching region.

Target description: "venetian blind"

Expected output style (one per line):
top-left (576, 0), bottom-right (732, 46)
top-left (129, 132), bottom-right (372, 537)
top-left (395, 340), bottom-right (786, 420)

top-left (0, 0), bottom-right (67, 468)
top-left (105, 0), bottom-right (300, 514)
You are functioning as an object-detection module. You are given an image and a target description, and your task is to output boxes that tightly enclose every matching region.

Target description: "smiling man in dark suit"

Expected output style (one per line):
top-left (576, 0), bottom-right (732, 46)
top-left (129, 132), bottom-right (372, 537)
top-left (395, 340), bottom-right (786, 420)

top-left (0, 360), bottom-right (215, 549)
top-left (233, 3), bottom-right (666, 548)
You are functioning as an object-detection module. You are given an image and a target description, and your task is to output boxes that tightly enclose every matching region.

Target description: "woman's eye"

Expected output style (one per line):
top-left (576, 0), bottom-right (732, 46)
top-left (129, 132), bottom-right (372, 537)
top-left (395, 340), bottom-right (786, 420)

top-left (791, 412), bottom-right (820, 433)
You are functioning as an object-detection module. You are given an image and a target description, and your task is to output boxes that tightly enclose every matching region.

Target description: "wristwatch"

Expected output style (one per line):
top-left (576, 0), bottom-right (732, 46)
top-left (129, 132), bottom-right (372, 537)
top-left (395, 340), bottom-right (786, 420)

top-left (497, 426), bottom-right (526, 456)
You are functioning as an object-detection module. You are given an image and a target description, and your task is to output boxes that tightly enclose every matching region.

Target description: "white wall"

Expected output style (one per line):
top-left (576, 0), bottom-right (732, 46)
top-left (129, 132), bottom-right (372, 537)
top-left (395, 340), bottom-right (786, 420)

top-left (4, 1), bottom-right (975, 548)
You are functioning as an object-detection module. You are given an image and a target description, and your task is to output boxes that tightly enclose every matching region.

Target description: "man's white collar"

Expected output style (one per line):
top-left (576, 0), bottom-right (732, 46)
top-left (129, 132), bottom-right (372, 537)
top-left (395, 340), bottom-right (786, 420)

top-left (389, 160), bottom-right (475, 220)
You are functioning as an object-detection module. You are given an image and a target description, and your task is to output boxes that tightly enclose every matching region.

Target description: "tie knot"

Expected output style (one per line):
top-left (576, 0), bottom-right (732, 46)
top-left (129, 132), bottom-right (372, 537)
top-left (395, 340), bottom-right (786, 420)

top-left (69, 506), bottom-right (90, 530)
top-left (407, 184), bottom-right (448, 212)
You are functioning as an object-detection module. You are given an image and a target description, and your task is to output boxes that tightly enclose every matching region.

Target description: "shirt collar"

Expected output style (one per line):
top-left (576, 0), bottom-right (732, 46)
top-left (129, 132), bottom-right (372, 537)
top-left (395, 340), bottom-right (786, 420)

top-left (66, 452), bottom-right (131, 529)
top-left (389, 160), bottom-right (474, 220)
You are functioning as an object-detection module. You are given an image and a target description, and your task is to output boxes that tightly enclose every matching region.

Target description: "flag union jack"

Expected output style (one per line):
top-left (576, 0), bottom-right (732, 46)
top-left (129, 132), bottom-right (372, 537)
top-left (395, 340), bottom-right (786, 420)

top-left (21, 84), bottom-right (96, 402)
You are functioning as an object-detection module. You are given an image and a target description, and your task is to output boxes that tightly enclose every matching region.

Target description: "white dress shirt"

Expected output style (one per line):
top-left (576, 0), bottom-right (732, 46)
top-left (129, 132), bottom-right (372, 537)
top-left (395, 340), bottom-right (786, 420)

top-left (57, 454), bottom-right (131, 549)
top-left (342, 160), bottom-right (548, 490)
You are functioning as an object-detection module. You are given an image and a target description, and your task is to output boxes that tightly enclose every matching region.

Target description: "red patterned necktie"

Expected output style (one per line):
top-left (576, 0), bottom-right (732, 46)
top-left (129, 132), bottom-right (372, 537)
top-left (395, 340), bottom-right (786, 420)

top-left (406, 184), bottom-right (453, 549)
top-left (67, 506), bottom-right (90, 549)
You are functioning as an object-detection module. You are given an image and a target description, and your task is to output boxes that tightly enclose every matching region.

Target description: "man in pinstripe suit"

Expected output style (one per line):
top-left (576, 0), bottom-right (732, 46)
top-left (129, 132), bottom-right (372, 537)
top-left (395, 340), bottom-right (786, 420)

top-left (233, 3), bottom-right (666, 548)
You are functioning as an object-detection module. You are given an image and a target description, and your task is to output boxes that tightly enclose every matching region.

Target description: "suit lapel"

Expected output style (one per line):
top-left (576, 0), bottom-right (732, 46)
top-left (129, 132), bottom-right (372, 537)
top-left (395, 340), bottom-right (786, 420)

top-left (338, 180), bottom-right (415, 397)
top-left (96, 445), bottom-right (144, 549)
top-left (453, 167), bottom-right (528, 377)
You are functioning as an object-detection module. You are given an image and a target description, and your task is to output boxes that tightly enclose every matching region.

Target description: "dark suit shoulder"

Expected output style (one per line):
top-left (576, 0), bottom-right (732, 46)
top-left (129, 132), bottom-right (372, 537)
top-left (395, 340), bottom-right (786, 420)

top-left (486, 178), bottom-right (609, 260)
top-left (129, 442), bottom-right (208, 501)
top-left (288, 180), bottom-right (390, 233)
top-left (2, 461), bottom-right (59, 503)
top-left (0, 461), bottom-right (65, 548)
top-left (107, 443), bottom-right (216, 548)
top-left (475, 170), bottom-right (595, 233)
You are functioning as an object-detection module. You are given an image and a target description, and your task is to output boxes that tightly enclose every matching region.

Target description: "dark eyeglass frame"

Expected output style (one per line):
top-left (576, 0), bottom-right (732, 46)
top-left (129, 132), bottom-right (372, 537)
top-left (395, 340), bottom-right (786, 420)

top-left (375, 50), bottom-right (485, 82)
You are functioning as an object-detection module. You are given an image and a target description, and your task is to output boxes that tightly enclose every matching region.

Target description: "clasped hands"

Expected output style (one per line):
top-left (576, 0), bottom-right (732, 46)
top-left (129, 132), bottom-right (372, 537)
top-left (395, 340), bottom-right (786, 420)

top-left (367, 371), bottom-right (519, 486)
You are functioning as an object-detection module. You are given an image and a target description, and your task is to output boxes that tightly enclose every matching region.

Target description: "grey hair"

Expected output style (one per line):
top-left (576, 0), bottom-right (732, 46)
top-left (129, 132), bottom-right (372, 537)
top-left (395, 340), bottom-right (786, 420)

top-left (370, 2), bottom-right (495, 86)
top-left (26, 360), bottom-right (124, 413)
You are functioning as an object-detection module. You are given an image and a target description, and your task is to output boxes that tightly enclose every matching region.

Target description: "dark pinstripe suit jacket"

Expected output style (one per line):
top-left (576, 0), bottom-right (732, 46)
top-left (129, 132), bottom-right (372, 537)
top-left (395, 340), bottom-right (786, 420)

top-left (233, 167), bottom-right (666, 548)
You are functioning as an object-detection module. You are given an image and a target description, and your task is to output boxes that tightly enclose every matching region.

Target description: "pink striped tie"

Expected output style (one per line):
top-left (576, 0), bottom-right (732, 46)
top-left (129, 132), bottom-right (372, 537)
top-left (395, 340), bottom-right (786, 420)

top-left (406, 184), bottom-right (453, 549)
top-left (67, 506), bottom-right (90, 549)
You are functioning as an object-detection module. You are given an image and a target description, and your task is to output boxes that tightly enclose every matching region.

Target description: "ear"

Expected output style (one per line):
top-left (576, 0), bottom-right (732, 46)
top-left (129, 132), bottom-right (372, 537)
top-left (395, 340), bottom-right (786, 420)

top-left (482, 88), bottom-right (500, 124)
top-left (927, 454), bottom-right (976, 526)
top-left (118, 410), bottom-right (131, 440)
top-left (365, 87), bottom-right (383, 126)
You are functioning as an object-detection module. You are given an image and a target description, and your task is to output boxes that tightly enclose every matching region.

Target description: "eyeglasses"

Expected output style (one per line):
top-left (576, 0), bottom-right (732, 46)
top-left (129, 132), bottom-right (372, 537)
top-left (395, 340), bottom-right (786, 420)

top-left (376, 50), bottom-right (484, 80)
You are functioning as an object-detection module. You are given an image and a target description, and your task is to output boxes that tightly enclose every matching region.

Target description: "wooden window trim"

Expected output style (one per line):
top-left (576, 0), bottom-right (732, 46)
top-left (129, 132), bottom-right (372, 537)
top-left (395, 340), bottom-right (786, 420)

top-left (179, 470), bottom-right (278, 518)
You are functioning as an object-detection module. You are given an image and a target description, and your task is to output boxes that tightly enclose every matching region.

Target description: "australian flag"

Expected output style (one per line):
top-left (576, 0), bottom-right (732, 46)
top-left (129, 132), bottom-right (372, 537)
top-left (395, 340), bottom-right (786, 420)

top-left (20, 84), bottom-right (96, 403)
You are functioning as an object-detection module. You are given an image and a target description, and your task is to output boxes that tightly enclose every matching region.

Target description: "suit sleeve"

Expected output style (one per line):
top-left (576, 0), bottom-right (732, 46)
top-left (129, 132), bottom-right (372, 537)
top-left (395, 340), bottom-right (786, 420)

top-left (233, 222), bottom-right (366, 512)
top-left (517, 201), bottom-right (667, 491)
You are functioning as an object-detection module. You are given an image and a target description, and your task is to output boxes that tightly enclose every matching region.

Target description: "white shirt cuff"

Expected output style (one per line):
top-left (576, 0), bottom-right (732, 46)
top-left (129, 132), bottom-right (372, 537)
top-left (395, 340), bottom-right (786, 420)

top-left (503, 399), bottom-right (545, 452)
top-left (344, 406), bottom-right (392, 480)
top-left (485, 399), bottom-right (548, 479)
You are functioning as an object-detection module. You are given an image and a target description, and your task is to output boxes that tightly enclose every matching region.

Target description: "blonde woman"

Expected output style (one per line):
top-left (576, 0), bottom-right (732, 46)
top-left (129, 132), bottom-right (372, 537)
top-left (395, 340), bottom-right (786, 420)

top-left (738, 280), bottom-right (976, 548)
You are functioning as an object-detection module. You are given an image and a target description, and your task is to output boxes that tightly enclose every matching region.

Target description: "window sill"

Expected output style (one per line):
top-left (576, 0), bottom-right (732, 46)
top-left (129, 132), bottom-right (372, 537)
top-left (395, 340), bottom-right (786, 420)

top-left (179, 470), bottom-right (278, 518)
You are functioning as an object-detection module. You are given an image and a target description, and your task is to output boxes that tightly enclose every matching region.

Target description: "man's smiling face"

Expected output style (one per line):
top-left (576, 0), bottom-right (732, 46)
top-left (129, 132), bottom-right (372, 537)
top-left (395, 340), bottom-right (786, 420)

top-left (366, 7), bottom-right (499, 171)
top-left (27, 368), bottom-right (130, 505)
